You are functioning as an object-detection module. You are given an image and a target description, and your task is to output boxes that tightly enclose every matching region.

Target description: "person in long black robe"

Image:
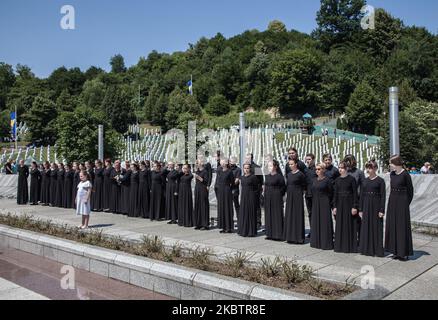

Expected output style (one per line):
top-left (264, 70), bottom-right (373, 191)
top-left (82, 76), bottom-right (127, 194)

top-left (128, 163), bottom-right (140, 217)
top-left (71, 163), bottom-right (81, 209)
top-left (310, 165), bottom-right (334, 250)
top-left (55, 164), bottom-right (65, 207)
top-left (216, 159), bottom-right (235, 233)
top-left (304, 154), bottom-right (317, 238)
top-left (119, 163), bottom-right (131, 215)
top-left (264, 161), bottom-right (285, 241)
top-left (194, 163), bottom-right (210, 230)
top-left (238, 164), bottom-right (259, 237)
top-left (177, 165), bottom-right (194, 227)
top-left (92, 160), bottom-right (104, 211)
top-left (109, 161), bottom-right (124, 214)
top-left (149, 161), bottom-right (166, 220)
top-left (358, 163), bottom-right (386, 257)
top-left (230, 158), bottom-right (241, 221)
top-left (85, 161), bottom-right (95, 209)
top-left (333, 162), bottom-right (359, 253)
top-left (63, 164), bottom-right (74, 208)
top-left (49, 163), bottom-right (58, 206)
top-left (40, 162), bottom-right (51, 205)
top-left (165, 162), bottom-right (179, 223)
top-left (385, 157), bottom-right (414, 260)
top-left (138, 161), bottom-right (151, 218)
top-left (284, 160), bottom-right (307, 244)
top-left (29, 162), bottom-right (41, 205)
top-left (17, 160), bottom-right (29, 205)
top-left (103, 160), bottom-right (113, 211)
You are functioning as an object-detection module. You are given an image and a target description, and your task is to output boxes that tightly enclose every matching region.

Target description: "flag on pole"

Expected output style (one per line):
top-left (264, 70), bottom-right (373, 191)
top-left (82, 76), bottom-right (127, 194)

top-left (10, 112), bottom-right (17, 141)
top-left (187, 78), bottom-right (193, 95)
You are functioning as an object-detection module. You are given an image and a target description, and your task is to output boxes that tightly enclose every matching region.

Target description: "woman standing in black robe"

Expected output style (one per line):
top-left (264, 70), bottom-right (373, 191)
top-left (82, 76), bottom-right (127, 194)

top-left (238, 163), bottom-right (259, 237)
top-left (385, 155), bottom-right (414, 260)
top-left (29, 161), bottom-right (41, 205)
top-left (128, 163), bottom-right (140, 217)
top-left (177, 164), bottom-right (194, 227)
top-left (284, 159), bottom-right (307, 244)
top-left (358, 160), bottom-right (386, 257)
top-left (17, 159), bottom-right (29, 205)
top-left (165, 162), bottom-right (179, 224)
top-left (119, 161), bottom-right (131, 215)
top-left (110, 160), bottom-right (124, 214)
top-left (71, 162), bottom-right (81, 209)
top-left (310, 163), bottom-right (334, 250)
top-left (92, 160), bottom-right (104, 211)
top-left (150, 161), bottom-right (166, 220)
top-left (217, 159), bottom-right (235, 233)
top-left (193, 159), bottom-right (210, 230)
top-left (40, 162), bottom-right (51, 206)
top-left (85, 161), bottom-right (95, 209)
top-left (49, 163), bottom-right (58, 207)
top-left (333, 161), bottom-right (359, 253)
top-left (264, 160), bottom-right (285, 241)
top-left (138, 161), bottom-right (151, 218)
top-left (55, 163), bottom-right (65, 207)
top-left (103, 159), bottom-right (112, 211)
top-left (63, 164), bottom-right (73, 208)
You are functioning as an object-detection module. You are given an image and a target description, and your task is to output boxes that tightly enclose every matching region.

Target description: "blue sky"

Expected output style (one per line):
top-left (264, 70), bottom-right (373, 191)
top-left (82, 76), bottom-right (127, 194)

top-left (1, 0), bottom-right (437, 78)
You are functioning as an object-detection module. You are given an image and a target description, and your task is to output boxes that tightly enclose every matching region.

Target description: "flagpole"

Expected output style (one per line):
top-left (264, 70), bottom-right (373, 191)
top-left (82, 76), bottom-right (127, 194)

top-left (15, 104), bottom-right (18, 151)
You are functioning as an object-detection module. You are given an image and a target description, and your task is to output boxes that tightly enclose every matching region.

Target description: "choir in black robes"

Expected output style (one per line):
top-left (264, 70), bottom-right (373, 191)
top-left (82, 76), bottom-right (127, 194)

top-left (150, 170), bottom-right (165, 220)
top-left (49, 168), bottom-right (58, 206)
top-left (92, 167), bottom-right (104, 211)
top-left (333, 175), bottom-right (358, 253)
top-left (128, 170), bottom-right (140, 217)
top-left (284, 170), bottom-right (307, 244)
top-left (385, 170), bottom-right (414, 259)
top-left (17, 165), bottom-right (29, 205)
top-left (358, 176), bottom-right (386, 257)
top-left (165, 169), bottom-right (180, 222)
top-left (40, 168), bottom-right (51, 205)
top-left (264, 173), bottom-right (285, 241)
top-left (310, 177), bottom-right (334, 250)
top-left (238, 173), bottom-right (259, 237)
top-left (55, 168), bottom-right (64, 207)
top-left (216, 168), bottom-right (235, 233)
top-left (63, 169), bottom-right (74, 208)
top-left (103, 166), bottom-right (113, 211)
top-left (138, 168), bottom-right (151, 218)
top-left (177, 173), bottom-right (194, 227)
top-left (29, 167), bottom-right (41, 205)
top-left (194, 168), bottom-right (210, 229)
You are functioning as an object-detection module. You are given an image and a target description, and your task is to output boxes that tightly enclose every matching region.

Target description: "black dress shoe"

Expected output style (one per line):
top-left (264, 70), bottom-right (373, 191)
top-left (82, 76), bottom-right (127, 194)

top-left (194, 226), bottom-right (201, 230)
top-left (219, 230), bottom-right (225, 233)
top-left (200, 227), bottom-right (209, 230)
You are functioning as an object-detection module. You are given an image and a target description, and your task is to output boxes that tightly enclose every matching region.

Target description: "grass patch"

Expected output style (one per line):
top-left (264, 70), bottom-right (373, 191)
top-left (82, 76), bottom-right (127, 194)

top-left (0, 212), bottom-right (356, 299)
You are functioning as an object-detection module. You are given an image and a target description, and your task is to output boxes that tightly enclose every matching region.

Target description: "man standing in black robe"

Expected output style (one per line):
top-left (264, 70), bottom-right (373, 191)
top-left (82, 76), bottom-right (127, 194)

top-left (17, 159), bottom-right (29, 204)
top-left (323, 153), bottom-right (340, 182)
top-left (229, 157), bottom-right (241, 221)
top-left (304, 153), bottom-right (317, 238)
top-left (245, 153), bottom-right (263, 229)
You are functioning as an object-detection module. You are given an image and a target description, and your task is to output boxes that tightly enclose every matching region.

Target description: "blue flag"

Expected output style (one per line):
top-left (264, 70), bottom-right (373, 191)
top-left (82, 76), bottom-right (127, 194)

top-left (187, 79), bottom-right (193, 95)
top-left (10, 112), bottom-right (16, 140)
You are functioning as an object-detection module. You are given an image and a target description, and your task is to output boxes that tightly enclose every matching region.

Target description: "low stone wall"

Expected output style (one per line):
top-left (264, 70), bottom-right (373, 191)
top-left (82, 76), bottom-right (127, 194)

top-left (0, 225), bottom-right (318, 300)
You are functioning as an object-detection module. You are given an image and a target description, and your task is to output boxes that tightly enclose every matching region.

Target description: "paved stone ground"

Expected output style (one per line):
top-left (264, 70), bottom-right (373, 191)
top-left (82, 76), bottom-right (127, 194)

top-left (0, 276), bottom-right (49, 300)
top-left (1, 199), bottom-right (438, 300)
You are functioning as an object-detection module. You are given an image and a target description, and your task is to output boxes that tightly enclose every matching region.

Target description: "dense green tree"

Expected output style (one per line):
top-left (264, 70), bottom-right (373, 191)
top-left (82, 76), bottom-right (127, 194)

top-left (56, 89), bottom-right (77, 113)
top-left (345, 81), bottom-right (381, 134)
top-left (211, 47), bottom-right (242, 103)
top-left (80, 79), bottom-right (106, 109)
top-left (101, 86), bottom-right (135, 133)
top-left (23, 95), bottom-right (58, 144)
top-left (313, 0), bottom-right (366, 51)
top-left (56, 106), bottom-right (121, 162)
top-left (110, 54), bottom-right (127, 73)
top-left (165, 86), bottom-right (202, 129)
top-left (47, 66), bottom-right (86, 97)
top-left (205, 94), bottom-right (231, 116)
top-left (0, 62), bottom-right (16, 110)
top-left (361, 9), bottom-right (403, 63)
top-left (268, 20), bottom-right (287, 33)
top-left (269, 49), bottom-right (323, 115)
top-left (0, 110), bottom-right (10, 138)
